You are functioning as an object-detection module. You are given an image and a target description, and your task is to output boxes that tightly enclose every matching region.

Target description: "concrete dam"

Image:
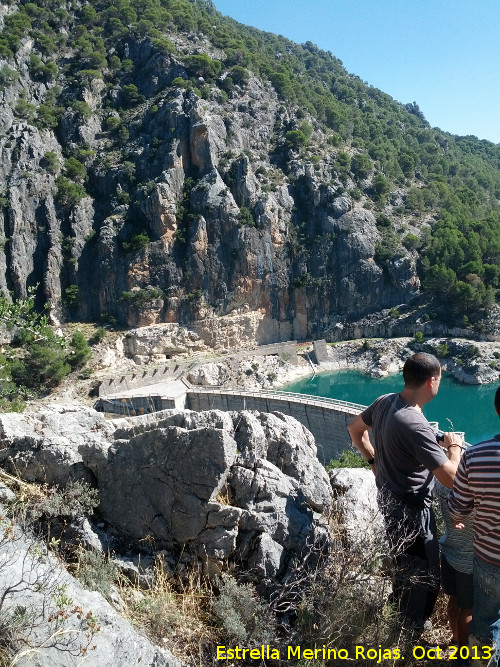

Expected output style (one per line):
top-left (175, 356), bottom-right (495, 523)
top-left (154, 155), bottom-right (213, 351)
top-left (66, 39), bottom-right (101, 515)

top-left (96, 365), bottom-right (363, 464)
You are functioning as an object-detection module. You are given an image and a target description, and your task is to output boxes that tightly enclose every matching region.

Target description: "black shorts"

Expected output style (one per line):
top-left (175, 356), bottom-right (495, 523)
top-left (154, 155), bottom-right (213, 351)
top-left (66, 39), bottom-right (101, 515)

top-left (440, 553), bottom-right (474, 609)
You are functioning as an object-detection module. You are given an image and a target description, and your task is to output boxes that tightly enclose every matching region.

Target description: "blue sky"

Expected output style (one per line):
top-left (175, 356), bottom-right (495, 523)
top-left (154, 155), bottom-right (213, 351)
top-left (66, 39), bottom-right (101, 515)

top-left (213, 0), bottom-right (500, 144)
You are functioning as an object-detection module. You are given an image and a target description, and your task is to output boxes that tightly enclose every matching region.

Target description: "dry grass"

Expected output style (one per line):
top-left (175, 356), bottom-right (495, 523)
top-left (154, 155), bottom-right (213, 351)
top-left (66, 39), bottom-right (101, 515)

top-left (119, 561), bottom-right (218, 666)
top-left (0, 472), bottom-right (457, 667)
top-left (215, 484), bottom-right (231, 506)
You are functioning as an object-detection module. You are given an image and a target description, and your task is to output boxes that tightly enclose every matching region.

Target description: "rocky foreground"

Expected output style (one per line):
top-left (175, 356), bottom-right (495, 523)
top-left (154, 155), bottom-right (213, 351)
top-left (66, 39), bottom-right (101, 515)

top-left (2, 322), bottom-right (493, 663)
top-left (0, 402), bottom-right (334, 665)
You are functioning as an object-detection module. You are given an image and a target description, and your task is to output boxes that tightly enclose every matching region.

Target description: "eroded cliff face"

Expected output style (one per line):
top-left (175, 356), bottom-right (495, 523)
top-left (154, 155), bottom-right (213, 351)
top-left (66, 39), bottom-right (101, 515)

top-left (0, 32), bottom-right (419, 344)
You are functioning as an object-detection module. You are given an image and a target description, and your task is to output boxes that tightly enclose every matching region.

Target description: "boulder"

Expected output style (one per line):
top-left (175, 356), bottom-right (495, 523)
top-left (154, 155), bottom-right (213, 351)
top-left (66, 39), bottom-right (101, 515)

top-left (0, 405), bottom-right (333, 592)
top-left (329, 467), bottom-right (385, 553)
top-left (122, 323), bottom-right (208, 359)
top-left (0, 523), bottom-right (183, 667)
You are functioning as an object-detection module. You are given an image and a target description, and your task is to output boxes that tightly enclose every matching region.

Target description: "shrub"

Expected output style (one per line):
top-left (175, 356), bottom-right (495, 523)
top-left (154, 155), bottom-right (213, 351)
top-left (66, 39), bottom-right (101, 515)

top-left (89, 327), bottom-right (107, 345)
top-left (11, 335), bottom-right (71, 390)
top-left (414, 331), bottom-right (425, 343)
top-left (32, 480), bottom-right (99, 521)
top-left (121, 287), bottom-right (164, 306)
top-left (464, 344), bottom-right (480, 359)
top-left (0, 65), bottom-right (18, 87)
top-left (63, 284), bottom-right (79, 309)
top-left (289, 513), bottom-right (396, 658)
top-left (402, 233), bottom-right (421, 251)
top-left (284, 129), bottom-right (308, 150)
top-left (71, 100), bottom-right (92, 121)
top-left (105, 116), bottom-right (121, 132)
top-left (63, 158), bottom-right (87, 183)
top-left (74, 549), bottom-right (118, 600)
top-left (36, 101), bottom-right (64, 129)
top-left (351, 153), bottom-right (372, 179)
top-left (436, 342), bottom-right (449, 358)
top-left (121, 232), bottom-right (150, 252)
top-left (211, 575), bottom-right (275, 645)
top-left (237, 206), bottom-right (255, 227)
top-left (171, 76), bottom-right (187, 88)
top-left (41, 151), bottom-right (59, 174)
top-left (15, 98), bottom-right (36, 122)
top-left (67, 330), bottom-right (91, 368)
top-left (327, 449), bottom-right (370, 469)
top-left (121, 83), bottom-right (144, 107)
top-left (55, 176), bottom-right (87, 209)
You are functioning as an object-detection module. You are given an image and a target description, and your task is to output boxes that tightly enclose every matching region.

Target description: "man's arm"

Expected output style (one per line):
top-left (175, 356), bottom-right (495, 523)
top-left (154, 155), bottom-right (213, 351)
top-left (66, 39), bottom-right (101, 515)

top-left (347, 413), bottom-right (375, 472)
top-left (431, 432), bottom-right (462, 488)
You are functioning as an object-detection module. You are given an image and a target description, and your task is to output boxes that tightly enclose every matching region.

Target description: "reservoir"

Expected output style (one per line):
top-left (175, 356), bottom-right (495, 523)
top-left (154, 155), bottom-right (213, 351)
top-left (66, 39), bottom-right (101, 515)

top-left (282, 371), bottom-right (500, 445)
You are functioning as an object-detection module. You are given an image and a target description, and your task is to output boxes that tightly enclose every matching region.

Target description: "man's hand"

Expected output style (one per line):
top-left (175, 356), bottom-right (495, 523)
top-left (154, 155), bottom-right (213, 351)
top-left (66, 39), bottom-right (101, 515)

top-left (433, 432), bottom-right (462, 487)
top-left (443, 432), bottom-right (463, 455)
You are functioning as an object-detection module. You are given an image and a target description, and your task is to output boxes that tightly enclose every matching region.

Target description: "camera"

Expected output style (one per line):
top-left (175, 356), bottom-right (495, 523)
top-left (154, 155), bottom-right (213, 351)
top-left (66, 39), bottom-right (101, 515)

top-left (435, 430), bottom-right (445, 443)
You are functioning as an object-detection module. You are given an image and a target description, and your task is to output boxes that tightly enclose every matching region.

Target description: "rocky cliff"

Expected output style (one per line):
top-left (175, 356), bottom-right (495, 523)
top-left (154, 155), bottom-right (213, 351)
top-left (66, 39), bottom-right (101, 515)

top-left (2, 0), bottom-right (499, 345)
top-left (0, 1), bottom-right (424, 346)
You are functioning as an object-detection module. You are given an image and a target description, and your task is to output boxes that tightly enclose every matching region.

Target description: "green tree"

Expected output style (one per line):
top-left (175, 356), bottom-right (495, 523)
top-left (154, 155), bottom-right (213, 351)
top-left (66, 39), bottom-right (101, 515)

top-left (72, 100), bottom-right (92, 121)
top-left (238, 206), bottom-right (255, 227)
top-left (121, 84), bottom-right (145, 107)
top-left (10, 328), bottom-right (70, 391)
top-left (63, 284), bottom-right (79, 309)
top-left (41, 151), bottom-right (60, 175)
top-left (228, 65), bottom-right (249, 86)
top-left (0, 65), bottom-right (18, 87)
top-left (372, 173), bottom-right (390, 198)
top-left (351, 153), bottom-right (372, 180)
top-left (183, 54), bottom-right (222, 79)
top-left (284, 130), bottom-right (306, 150)
top-left (121, 231), bottom-right (151, 252)
top-left (63, 158), bottom-right (87, 184)
top-left (55, 177), bottom-right (87, 209)
top-left (67, 331), bottom-right (91, 368)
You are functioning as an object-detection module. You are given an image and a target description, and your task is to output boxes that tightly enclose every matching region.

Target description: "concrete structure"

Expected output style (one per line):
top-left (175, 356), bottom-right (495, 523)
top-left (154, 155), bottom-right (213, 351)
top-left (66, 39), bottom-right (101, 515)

top-left (98, 366), bottom-right (188, 397)
top-left (313, 339), bottom-right (329, 364)
top-left (98, 342), bottom-right (299, 399)
top-left (96, 381), bottom-right (363, 464)
top-left (243, 341), bottom-right (299, 365)
top-left (98, 380), bottom-right (188, 415)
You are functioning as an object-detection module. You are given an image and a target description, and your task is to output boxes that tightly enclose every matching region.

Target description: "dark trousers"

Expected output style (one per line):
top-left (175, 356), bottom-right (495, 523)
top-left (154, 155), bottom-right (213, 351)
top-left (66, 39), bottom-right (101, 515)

top-left (378, 490), bottom-right (440, 631)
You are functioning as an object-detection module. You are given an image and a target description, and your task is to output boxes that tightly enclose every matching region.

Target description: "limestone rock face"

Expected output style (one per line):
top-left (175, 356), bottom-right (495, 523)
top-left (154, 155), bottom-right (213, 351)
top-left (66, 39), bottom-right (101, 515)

top-left (0, 29), bottom-right (420, 342)
top-left (0, 524), bottom-right (182, 667)
top-left (186, 361), bottom-right (229, 386)
top-left (0, 405), bottom-right (332, 588)
top-left (122, 323), bottom-right (209, 360)
top-left (329, 467), bottom-right (385, 552)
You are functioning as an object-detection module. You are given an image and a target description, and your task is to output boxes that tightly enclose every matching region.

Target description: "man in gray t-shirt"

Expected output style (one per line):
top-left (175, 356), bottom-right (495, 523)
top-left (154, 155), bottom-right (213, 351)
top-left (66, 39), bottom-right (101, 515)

top-left (348, 353), bottom-right (462, 634)
top-left (362, 392), bottom-right (448, 504)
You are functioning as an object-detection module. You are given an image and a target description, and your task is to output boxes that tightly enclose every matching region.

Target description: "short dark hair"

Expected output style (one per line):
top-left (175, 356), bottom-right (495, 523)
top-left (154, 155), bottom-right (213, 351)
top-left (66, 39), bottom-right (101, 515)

top-left (495, 386), bottom-right (500, 415)
top-left (403, 353), bottom-right (441, 388)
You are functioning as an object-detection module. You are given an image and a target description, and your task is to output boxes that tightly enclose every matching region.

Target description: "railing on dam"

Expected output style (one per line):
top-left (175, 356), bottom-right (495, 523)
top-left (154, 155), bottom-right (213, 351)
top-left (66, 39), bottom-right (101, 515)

top-left (189, 387), bottom-right (365, 412)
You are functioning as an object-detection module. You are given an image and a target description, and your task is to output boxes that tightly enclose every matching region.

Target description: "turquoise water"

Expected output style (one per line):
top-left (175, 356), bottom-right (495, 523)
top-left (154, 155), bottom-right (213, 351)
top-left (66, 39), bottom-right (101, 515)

top-left (282, 370), bottom-right (500, 445)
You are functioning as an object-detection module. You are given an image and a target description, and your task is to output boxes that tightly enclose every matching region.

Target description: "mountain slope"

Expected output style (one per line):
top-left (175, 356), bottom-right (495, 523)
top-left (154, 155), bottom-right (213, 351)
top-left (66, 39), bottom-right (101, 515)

top-left (1, 0), bottom-right (500, 341)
